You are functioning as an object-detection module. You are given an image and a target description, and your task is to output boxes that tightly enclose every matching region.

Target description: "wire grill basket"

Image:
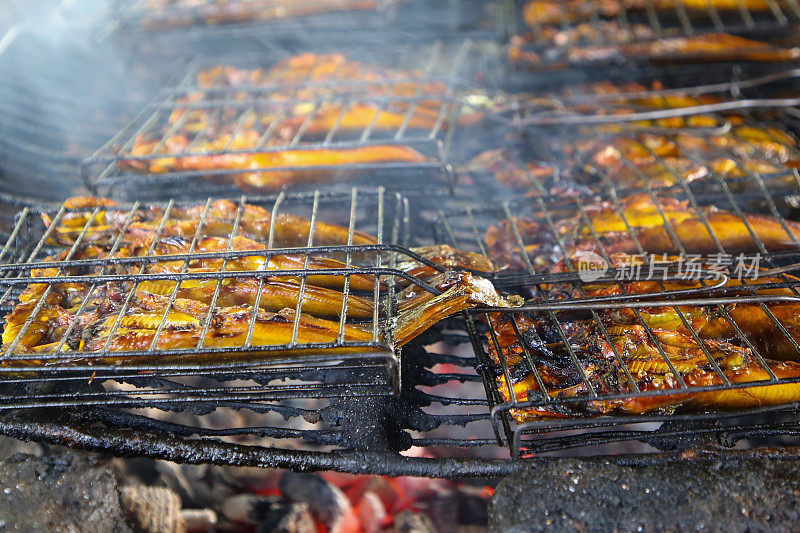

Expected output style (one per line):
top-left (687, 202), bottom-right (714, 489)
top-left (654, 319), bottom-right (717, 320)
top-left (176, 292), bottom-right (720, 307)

top-left (437, 170), bottom-right (800, 455)
top-left (460, 71), bottom-right (800, 202)
top-left (0, 190), bottom-right (513, 475)
top-left (82, 41), bottom-right (492, 200)
top-left (504, 0), bottom-right (800, 71)
top-left (0, 188), bottom-right (421, 406)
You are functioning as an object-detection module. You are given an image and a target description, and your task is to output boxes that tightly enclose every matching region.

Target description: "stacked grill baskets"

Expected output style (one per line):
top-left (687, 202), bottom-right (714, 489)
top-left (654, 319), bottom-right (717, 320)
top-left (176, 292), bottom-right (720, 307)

top-left (3, 0), bottom-right (800, 473)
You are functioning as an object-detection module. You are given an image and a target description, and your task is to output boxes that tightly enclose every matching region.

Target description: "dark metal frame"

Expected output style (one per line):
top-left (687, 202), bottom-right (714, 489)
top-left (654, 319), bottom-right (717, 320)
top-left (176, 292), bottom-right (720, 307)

top-left (81, 40), bottom-right (484, 199)
top-left (460, 70), bottom-right (800, 202)
top-left (504, 0), bottom-right (800, 68)
top-left (438, 166), bottom-right (800, 456)
top-left (0, 188), bottom-right (522, 476)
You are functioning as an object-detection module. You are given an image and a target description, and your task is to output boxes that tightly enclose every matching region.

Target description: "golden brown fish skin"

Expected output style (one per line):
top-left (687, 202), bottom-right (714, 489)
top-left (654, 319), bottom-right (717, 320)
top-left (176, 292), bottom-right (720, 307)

top-left (270, 213), bottom-right (378, 247)
top-left (394, 271), bottom-right (510, 346)
top-left (567, 33), bottom-right (800, 64)
top-left (523, 0), bottom-right (778, 26)
top-left (397, 245), bottom-right (496, 282)
top-left (46, 197), bottom-right (379, 249)
top-left (135, 277), bottom-right (374, 319)
top-left (191, 235), bottom-right (377, 291)
top-left (485, 193), bottom-right (800, 272)
top-left (585, 276), bottom-right (800, 362)
top-left (83, 305), bottom-right (376, 363)
top-left (120, 139), bottom-right (427, 194)
top-left (575, 194), bottom-right (800, 255)
top-left (1, 299), bottom-right (72, 352)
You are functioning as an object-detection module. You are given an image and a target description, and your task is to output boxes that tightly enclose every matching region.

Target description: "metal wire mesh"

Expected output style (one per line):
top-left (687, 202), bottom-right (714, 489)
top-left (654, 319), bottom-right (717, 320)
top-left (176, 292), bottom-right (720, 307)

top-left (507, 0), bottom-right (800, 55)
top-left (437, 167), bottom-right (800, 455)
top-left (462, 71), bottom-right (800, 200)
top-left (0, 188), bottom-right (421, 403)
top-left (0, 189), bottom-right (507, 468)
top-left (83, 41), bottom-right (484, 200)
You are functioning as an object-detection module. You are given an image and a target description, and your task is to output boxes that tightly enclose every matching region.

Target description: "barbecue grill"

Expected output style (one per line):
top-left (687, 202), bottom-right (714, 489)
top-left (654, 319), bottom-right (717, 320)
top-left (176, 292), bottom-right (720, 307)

top-left (507, 0), bottom-right (800, 40)
top-left (8, 5), bottom-right (800, 531)
top-left (81, 40), bottom-right (498, 203)
top-left (436, 166), bottom-right (800, 456)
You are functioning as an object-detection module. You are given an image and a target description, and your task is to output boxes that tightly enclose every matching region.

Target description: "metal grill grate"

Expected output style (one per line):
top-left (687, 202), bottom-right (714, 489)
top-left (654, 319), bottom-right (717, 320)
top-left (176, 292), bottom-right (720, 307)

top-left (505, 0), bottom-right (800, 70)
top-left (83, 41), bottom-right (484, 200)
top-left (115, 0), bottom-right (398, 30)
top-left (463, 72), bottom-right (800, 200)
top-left (0, 186), bottom-right (511, 473)
top-left (437, 169), bottom-right (800, 455)
top-left (0, 188), bottom-right (419, 401)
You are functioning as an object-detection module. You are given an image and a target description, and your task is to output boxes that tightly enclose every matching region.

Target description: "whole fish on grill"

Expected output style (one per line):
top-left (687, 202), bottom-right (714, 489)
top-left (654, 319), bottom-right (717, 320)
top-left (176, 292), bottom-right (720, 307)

top-left (141, 0), bottom-right (387, 29)
top-left (485, 193), bottom-right (800, 271)
top-left (522, 0), bottom-right (788, 26)
top-left (119, 53), bottom-right (483, 192)
top-left (510, 21), bottom-right (800, 67)
top-left (121, 135), bottom-right (428, 193)
top-left (1, 197), bottom-right (509, 364)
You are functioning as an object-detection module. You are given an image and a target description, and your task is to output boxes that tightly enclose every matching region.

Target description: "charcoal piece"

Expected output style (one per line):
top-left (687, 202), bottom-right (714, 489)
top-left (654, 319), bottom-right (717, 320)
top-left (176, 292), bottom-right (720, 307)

top-left (119, 485), bottom-right (184, 533)
top-left (279, 472), bottom-right (354, 532)
top-left (221, 494), bottom-right (282, 525)
top-left (394, 510), bottom-right (438, 533)
top-left (490, 456), bottom-right (800, 532)
top-left (0, 452), bottom-right (130, 532)
top-left (255, 502), bottom-right (315, 533)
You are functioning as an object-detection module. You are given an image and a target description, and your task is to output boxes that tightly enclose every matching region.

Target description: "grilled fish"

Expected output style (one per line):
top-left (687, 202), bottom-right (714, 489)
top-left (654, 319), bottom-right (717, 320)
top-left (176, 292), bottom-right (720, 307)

top-left (523, 0), bottom-right (784, 26)
top-left (394, 271), bottom-right (512, 346)
top-left (485, 193), bottom-right (800, 271)
top-left (45, 197), bottom-right (379, 248)
top-left (142, 1), bottom-right (380, 28)
top-left (5, 198), bottom-right (508, 365)
top-left (120, 52), bottom-right (484, 192)
top-left (491, 313), bottom-right (800, 419)
top-left (585, 274), bottom-right (800, 361)
top-left (121, 134), bottom-right (427, 193)
top-left (511, 23), bottom-right (799, 67)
